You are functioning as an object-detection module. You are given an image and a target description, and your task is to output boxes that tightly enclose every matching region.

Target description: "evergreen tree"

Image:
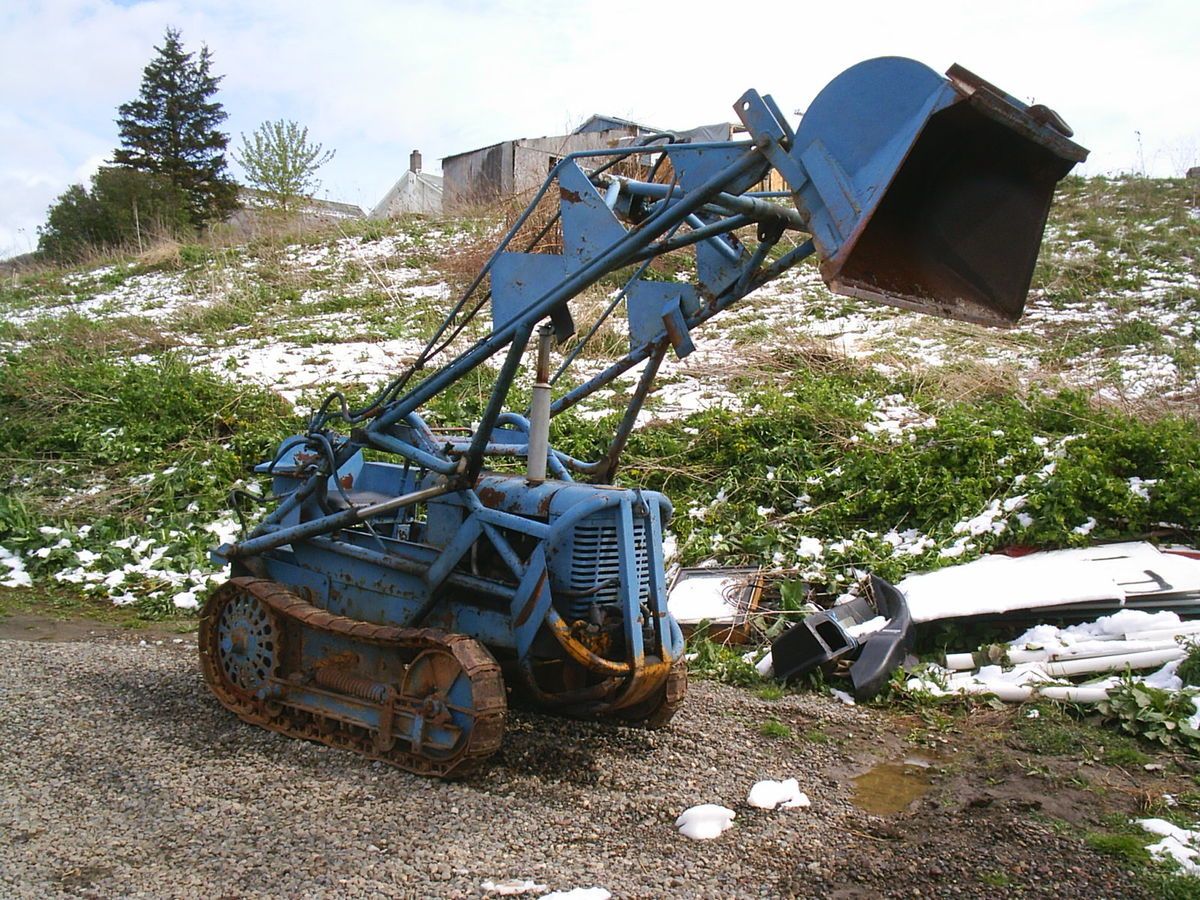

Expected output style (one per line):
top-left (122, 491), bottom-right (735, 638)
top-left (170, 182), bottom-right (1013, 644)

top-left (113, 28), bottom-right (238, 225)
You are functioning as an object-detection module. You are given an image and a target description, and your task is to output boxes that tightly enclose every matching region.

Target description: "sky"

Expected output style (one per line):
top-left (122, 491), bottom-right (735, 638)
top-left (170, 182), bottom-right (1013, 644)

top-left (2, 0), bottom-right (1198, 259)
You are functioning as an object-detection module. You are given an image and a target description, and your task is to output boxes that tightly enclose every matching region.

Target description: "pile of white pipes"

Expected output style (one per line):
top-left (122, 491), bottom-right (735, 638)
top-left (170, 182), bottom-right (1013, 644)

top-left (913, 610), bottom-right (1200, 703)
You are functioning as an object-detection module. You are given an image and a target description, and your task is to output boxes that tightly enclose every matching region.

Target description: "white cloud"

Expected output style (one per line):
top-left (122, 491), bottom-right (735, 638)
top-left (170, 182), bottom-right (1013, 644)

top-left (2, 0), bottom-right (1197, 259)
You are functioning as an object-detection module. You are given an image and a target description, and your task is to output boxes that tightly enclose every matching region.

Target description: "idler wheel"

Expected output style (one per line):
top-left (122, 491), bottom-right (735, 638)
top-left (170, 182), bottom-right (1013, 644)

top-left (200, 580), bottom-right (282, 707)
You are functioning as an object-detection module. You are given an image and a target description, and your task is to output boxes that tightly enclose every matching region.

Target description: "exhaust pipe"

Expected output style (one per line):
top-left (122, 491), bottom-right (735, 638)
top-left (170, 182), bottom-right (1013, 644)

top-left (526, 324), bottom-right (554, 483)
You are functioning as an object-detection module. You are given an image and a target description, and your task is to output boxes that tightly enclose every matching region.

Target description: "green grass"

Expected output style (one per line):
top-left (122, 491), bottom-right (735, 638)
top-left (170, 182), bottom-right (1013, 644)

top-left (979, 871), bottom-right (1012, 888)
top-left (759, 719), bottom-right (793, 739)
top-left (1011, 703), bottom-right (1152, 765)
top-left (1086, 829), bottom-right (1152, 866)
top-left (0, 583), bottom-right (150, 627)
top-left (0, 336), bottom-right (298, 618)
top-left (1086, 819), bottom-right (1200, 896)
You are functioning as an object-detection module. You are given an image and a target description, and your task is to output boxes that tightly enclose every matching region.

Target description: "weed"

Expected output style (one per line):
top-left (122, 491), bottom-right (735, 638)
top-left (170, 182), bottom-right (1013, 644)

top-left (1012, 702), bottom-right (1153, 765)
top-left (686, 631), bottom-right (761, 687)
top-left (759, 719), bottom-right (793, 739)
top-left (756, 684), bottom-right (785, 701)
top-left (979, 871), bottom-right (1011, 888)
top-left (1177, 639), bottom-right (1200, 687)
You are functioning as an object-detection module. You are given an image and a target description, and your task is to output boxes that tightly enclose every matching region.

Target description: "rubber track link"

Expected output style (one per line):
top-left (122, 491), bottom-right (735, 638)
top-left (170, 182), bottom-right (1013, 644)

top-left (199, 577), bottom-right (506, 778)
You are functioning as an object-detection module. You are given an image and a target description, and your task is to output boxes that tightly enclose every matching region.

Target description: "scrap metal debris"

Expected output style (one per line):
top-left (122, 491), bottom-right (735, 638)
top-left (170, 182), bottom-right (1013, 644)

top-left (898, 542), bottom-right (1200, 622)
top-left (768, 575), bottom-right (914, 701)
top-left (667, 567), bottom-right (763, 642)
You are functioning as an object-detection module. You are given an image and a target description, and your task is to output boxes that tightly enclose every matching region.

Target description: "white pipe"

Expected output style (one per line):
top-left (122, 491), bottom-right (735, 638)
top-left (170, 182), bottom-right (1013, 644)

top-left (947, 647), bottom-right (1185, 695)
top-left (945, 680), bottom-right (1123, 704)
top-left (946, 623), bottom-right (1200, 670)
top-left (526, 326), bottom-right (553, 484)
top-left (1040, 647), bottom-right (1184, 678)
top-left (1010, 639), bottom-right (1184, 666)
top-left (948, 637), bottom-right (1193, 670)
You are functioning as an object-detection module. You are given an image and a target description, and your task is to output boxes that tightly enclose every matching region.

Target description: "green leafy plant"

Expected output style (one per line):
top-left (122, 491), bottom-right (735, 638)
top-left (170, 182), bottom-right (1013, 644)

top-left (686, 630), bottom-right (761, 687)
top-left (1098, 676), bottom-right (1200, 752)
top-left (1177, 639), bottom-right (1200, 687)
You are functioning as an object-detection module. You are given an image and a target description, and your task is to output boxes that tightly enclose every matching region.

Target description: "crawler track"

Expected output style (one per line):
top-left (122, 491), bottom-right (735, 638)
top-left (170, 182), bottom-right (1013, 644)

top-left (199, 578), bottom-right (506, 778)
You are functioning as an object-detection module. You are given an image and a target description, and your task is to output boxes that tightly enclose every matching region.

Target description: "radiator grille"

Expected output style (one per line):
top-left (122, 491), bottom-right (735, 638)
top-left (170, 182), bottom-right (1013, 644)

top-left (568, 517), bottom-right (651, 608)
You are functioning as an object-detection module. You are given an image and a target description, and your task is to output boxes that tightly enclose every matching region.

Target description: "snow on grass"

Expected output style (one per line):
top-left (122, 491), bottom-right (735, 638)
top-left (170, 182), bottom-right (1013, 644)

top-left (193, 336), bottom-right (427, 404)
top-left (1138, 818), bottom-right (1200, 875)
top-left (861, 394), bottom-right (937, 441)
top-left (0, 545), bottom-right (32, 588)
top-left (35, 519), bottom-right (232, 609)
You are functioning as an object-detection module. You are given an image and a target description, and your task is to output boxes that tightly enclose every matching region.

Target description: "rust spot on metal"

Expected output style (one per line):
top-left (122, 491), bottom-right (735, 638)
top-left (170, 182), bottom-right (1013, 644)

top-left (477, 486), bottom-right (505, 509)
top-left (340, 473), bottom-right (354, 489)
top-left (513, 571), bottom-right (548, 628)
top-left (559, 187), bottom-right (582, 204)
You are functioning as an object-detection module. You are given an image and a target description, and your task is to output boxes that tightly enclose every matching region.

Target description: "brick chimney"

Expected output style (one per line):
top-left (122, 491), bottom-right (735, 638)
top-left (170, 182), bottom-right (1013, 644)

top-left (410, 150), bottom-right (422, 173)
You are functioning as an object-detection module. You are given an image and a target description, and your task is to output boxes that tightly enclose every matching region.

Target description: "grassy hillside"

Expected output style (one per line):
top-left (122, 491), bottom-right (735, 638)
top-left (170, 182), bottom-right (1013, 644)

top-left (1, 176), bottom-right (1197, 620)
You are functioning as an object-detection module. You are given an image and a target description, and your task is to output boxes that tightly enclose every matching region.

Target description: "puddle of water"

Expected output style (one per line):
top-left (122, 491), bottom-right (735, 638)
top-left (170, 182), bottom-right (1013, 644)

top-left (851, 754), bottom-right (938, 815)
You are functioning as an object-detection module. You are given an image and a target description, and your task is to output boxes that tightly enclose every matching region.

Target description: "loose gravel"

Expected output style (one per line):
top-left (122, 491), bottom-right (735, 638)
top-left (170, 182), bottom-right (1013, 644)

top-left (0, 636), bottom-right (1152, 898)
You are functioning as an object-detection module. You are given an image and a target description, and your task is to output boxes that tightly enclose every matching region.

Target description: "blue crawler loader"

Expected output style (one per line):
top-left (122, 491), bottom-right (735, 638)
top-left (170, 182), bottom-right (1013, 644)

top-left (200, 58), bottom-right (1087, 776)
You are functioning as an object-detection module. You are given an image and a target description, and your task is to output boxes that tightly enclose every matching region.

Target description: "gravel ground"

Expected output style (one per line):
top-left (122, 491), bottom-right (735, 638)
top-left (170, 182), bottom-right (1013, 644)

top-left (0, 636), bottom-right (1152, 898)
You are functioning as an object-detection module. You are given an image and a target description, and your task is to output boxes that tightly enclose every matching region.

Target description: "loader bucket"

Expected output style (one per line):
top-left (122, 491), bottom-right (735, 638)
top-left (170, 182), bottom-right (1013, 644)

top-left (791, 58), bottom-right (1088, 326)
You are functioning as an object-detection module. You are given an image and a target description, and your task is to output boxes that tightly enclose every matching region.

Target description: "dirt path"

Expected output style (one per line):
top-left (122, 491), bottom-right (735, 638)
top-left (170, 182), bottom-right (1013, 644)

top-left (0, 617), bottom-right (1178, 898)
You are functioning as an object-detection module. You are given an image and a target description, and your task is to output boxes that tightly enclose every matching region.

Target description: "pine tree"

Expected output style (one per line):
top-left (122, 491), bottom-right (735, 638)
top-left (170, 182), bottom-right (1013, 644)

top-left (113, 28), bottom-right (238, 225)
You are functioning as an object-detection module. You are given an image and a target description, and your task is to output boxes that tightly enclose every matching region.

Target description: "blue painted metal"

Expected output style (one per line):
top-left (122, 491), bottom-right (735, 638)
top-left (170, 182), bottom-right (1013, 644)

top-left (210, 58), bottom-right (1088, 747)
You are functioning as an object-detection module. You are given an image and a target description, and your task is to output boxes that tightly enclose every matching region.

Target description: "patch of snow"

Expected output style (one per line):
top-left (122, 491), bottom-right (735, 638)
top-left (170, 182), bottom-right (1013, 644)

top-left (1138, 818), bottom-right (1200, 875)
top-left (829, 688), bottom-right (856, 706)
top-left (1128, 476), bottom-right (1157, 500)
top-left (675, 804), bottom-right (736, 840)
top-left (0, 545), bottom-right (32, 588)
top-left (862, 394), bottom-right (937, 441)
top-left (795, 536), bottom-right (823, 559)
top-left (844, 617), bottom-right (886, 640)
top-left (747, 778), bottom-right (811, 810)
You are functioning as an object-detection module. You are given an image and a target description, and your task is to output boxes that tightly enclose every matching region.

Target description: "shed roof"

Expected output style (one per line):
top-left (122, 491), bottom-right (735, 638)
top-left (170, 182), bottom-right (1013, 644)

top-left (572, 113), bottom-right (659, 135)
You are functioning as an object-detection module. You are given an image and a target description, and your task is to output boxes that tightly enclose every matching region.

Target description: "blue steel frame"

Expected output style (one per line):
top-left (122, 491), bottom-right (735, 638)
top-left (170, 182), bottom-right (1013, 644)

top-left (215, 57), bottom-right (1087, 710)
